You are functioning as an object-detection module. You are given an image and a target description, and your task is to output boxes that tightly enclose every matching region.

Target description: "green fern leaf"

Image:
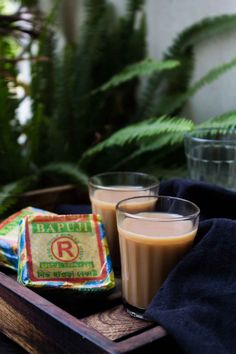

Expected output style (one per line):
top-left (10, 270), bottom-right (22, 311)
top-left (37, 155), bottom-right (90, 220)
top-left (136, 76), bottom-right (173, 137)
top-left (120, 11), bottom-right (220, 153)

top-left (0, 178), bottom-right (35, 215)
top-left (188, 56), bottom-right (236, 95)
top-left (139, 14), bottom-right (236, 118)
top-left (81, 116), bottom-right (194, 160)
top-left (149, 56), bottom-right (236, 116)
top-left (127, 0), bottom-right (145, 14)
top-left (111, 131), bottom-right (186, 169)
top-left (111, 112), bottom-right (236, 172)
top-left (198, 111), bottom-right (236, 129)
top-left (91, 58), bottom-right (180, 94)
top-left (167, 14), bottom-right (236, 57)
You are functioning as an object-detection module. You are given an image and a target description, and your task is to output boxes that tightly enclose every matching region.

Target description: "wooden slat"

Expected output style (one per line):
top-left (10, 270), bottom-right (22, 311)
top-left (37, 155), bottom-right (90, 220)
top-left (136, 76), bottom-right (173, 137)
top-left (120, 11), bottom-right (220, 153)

top-left (0, 271), bottom-right (170, 353)
top-left (116, 326), bottom-right (167, 353)
top-left (82, 304), bottom-right (155, 341)
top-left (0, 270), bottom-right (169, 353)
top-left (15, 184), bottom-right (89, 212)
top-left (0, 271), bottom-right (115, 353)
top-left (0, 331), bottom-right (26, 353)
top-left (22, 185), bottom-right (76, 197)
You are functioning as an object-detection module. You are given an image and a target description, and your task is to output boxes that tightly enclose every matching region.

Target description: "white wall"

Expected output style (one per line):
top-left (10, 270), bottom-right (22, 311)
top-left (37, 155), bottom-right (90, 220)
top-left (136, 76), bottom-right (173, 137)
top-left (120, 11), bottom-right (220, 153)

top-left (114, 0), bottom-right (236, 123)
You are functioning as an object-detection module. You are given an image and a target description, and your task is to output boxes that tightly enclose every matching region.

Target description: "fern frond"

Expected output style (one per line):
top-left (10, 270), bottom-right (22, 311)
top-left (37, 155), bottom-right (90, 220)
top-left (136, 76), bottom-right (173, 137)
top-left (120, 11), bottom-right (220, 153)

top-left (91, 58), bottom-right (180, 94)
top-left (141, 93), bottom-right (180, 119)
top-left (128, 11), bottom-right (146, 62)
top-left (148, 56), bottom-right (236, 116)
top-left (113, 0), bottom-right (146, 68)
top-left (109, 111), bottom-right (236, 173)
top-left (83, 0), bottom-right (107, 27)
top-left (189, 56), bottom-right (236, 95)
top-left (81, 116), bottom-right (194, 160)
top-left (127, 0), bottom-right (145, 15)
top-left (51, 2), bottom-right (118, 159)
top-left (198, 111), bottom-right (236, 129)
top-left (111, 131), bottom-right (186, 170)
top-left (75, 1), bottom-right (117, 95)
top-left (139, 14), bottom-right (236, 118)
top-left (166, 14), bottom-right (236, 57)
top-left (0, 178), bottom-right (34, 215)
top-left (41, 163), bottom-right (88, 187)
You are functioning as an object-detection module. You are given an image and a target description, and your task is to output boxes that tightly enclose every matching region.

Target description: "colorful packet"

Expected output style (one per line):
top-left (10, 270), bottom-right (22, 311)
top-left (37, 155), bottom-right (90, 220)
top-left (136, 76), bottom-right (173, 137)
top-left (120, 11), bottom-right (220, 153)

top-left (17, 214), bottom-right (115, 292)
top-left (0, 207), bottom-right (54, 270)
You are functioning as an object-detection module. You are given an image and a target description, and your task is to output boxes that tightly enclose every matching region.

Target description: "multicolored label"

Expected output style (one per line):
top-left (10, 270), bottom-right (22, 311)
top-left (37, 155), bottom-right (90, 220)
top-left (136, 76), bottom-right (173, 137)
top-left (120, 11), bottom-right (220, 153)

top-left (18, 214), bottom-right (115, 291)
top-left (0, 207), bottom-right (54, 270)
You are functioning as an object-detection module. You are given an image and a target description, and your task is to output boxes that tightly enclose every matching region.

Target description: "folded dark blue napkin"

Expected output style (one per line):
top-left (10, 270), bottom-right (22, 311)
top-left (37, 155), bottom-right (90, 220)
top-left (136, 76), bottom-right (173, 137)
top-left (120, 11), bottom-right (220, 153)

top-left (145, 178), bottom-right (236, 354)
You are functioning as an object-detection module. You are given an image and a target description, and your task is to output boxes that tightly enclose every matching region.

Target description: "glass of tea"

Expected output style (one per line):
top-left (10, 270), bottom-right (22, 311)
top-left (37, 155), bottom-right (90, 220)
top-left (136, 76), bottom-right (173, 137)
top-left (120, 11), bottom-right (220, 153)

top-left (116, 195), bottom-right (200, 319)
top-left (88, 172), bottom-right (159, 272)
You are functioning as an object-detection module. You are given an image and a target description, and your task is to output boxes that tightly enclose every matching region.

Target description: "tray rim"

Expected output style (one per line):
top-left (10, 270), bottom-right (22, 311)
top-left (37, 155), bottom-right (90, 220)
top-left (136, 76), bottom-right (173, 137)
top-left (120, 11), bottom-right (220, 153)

top-left (0, 270), bottom-right (167, 353)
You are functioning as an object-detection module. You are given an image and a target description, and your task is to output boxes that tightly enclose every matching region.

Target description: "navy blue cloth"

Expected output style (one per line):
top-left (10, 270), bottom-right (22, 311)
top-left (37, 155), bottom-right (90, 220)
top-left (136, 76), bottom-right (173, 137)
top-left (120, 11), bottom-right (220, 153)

top-left (145, 179), bottom-right (236, 354)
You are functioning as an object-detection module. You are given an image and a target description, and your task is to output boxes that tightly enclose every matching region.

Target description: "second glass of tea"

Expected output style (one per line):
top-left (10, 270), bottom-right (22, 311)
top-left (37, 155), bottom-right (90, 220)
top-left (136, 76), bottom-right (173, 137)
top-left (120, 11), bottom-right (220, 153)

top-left (88, 172), bottom-right (159, 272)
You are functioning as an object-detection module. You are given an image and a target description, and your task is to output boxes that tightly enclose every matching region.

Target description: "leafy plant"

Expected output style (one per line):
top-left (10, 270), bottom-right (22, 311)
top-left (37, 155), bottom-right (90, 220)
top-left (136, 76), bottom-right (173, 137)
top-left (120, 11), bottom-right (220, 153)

top-left (23, 0), bottom-right (149, 165)
top-left (29, 8), bottom-right (236, 178)
top-left (137, 14), bottom-right (236, 119)
top-left (79, 18), bottom-right (236, 176)
top-left (0, 1), bottom-right (36, 184)
top-left (12, 3), bottom-right (236, 175)
top-left (91, 58), bottom-right (180, 94)
top-left (1, 1), bottom-right (236, 215)
top-left (80, 111), bottom-right (236, 178)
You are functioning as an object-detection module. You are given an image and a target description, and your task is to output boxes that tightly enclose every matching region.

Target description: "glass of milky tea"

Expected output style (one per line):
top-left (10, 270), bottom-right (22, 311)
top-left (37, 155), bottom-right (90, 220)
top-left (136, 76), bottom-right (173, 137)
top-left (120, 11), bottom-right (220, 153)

top-left (116, 195), bottom-right (200, 319)
top-left (88, 172), bottom-right (159, 272)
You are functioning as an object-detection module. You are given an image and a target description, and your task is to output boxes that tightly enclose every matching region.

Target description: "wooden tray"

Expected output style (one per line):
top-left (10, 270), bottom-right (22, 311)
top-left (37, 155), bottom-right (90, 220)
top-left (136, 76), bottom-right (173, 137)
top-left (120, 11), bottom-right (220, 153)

top-left (0, 267), bottom-right (181, 353)
top-left (15, 184), bottom-right (88, 212)
top-left (0, 185), bottom-right (181, 353)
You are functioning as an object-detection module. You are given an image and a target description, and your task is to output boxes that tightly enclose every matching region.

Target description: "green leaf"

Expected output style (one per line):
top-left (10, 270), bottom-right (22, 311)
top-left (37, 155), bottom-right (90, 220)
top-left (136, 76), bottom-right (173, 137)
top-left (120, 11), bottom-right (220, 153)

top-left (189, 56), bottom-right (236, 95)
top-left (198, 111), bottom-right (236, 129)
top-left (150, 56), bottom-right (236, 116)
top-left (91, 58), bottom-right (180, 94)
top-left (111, 131), bottom-right (186, 169)
top-left (0, 178), bottom-right (34, 215)
top-left (81, 116), bottom-right (194, 160)
top-left (167, 14), bottom-right (236, 57)
top-left (139, 14), bottom-right (236, 118)
top-left (127, 0), bottom-right (145, 14)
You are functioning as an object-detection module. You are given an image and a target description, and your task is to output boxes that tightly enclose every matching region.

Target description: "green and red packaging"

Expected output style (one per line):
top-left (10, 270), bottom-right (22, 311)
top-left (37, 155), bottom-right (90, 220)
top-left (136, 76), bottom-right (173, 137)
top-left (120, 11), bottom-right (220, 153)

top-left (0, 207), bottom-right (54, 270)
top-left (17, 214), bottom-right (115, 292)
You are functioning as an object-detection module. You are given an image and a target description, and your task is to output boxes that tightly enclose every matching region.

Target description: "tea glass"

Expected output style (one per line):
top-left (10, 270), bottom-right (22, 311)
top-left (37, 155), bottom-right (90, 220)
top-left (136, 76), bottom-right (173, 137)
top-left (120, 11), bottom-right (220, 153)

top-left (184, 128), bottom-right (236, 190)
top-left (116, 195), bottom-right (200, 319)
top-left (88, 172), bottom-right (159, 272)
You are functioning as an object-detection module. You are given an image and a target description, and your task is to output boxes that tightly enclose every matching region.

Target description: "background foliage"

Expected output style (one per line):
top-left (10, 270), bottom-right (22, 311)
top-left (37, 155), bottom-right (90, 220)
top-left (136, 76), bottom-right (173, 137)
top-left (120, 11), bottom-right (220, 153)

top-left (1, 0), bottom-right (236, 213)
